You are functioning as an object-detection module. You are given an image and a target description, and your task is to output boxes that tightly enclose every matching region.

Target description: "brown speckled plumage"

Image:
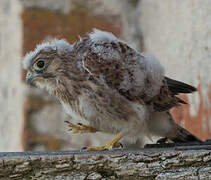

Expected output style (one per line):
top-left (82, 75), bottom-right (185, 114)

top-left (23, 29), bottom-right (201, 148)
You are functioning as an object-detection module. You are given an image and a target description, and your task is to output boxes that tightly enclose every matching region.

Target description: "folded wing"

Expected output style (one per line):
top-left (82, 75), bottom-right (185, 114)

top-left (81, 30), bottom-right (196, 111)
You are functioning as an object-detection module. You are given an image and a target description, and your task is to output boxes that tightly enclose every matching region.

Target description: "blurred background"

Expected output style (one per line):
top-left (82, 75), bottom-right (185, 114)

top-left (0, 0), bottom-right (210, 152)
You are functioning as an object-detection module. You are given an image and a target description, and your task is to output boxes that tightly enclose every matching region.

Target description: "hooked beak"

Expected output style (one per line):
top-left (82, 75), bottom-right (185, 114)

top-left (26, 72), bottom-right (39, 84)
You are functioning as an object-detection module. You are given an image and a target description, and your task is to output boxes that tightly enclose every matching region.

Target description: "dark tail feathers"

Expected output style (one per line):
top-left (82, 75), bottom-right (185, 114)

top-left (169, 124), bottom-right (202, 143)
top-left (165, 77), bottom-right (197, 95)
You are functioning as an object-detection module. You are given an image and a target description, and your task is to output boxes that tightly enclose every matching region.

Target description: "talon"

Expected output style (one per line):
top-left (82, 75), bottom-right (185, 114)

top-left (81, 147), bottom-right (87, 150)
top-left (65, 121), bottom-right (98, 134)
top-left (118, 142), bottom-right (124, 148)
top-left (157, 137), bottom-right (168, 144)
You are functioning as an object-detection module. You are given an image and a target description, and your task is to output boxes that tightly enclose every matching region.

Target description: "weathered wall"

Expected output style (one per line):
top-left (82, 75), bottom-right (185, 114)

top-left (0, 0), bottom-right (24, 151)
top-left (0, 0), bottom-right (210, 151)
top-left (138, 0), bottom-right (211, 140)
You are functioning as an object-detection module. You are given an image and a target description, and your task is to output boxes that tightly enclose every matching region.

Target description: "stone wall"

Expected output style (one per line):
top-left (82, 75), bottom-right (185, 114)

top-left (0, 0), bottom-right (210, 151)
top-left (0, 0), bottom-right (24, 151)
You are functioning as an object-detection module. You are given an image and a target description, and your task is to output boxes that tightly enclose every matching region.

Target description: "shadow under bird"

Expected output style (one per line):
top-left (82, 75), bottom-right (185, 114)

top-left (23, 29), bottom-right (202, 150)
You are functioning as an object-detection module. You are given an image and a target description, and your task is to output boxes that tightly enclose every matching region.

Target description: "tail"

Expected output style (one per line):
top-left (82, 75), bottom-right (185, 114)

top-left (165, 77), bottom-right (197, 95)
top-left (164, 78), bottom-right (200, 142)
top-left (168, 124), bottom-right (202, 143)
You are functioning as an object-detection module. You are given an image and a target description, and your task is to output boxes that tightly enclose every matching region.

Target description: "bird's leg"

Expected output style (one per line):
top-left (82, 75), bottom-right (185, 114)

top-left (156, 137), bottom-right (168, 144)
top-left (86, 133), bottom-right (123, 151)
top-left (65, 121), bottom-right (98, 134)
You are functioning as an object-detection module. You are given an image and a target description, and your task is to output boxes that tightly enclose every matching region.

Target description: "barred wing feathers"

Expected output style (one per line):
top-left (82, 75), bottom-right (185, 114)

top-left (80, 30), bottom-right (196, 111)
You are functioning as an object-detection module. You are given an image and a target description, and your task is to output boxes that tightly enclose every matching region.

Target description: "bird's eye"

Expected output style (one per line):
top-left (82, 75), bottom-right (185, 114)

top-left (33, 60), bottom-right (45, 71)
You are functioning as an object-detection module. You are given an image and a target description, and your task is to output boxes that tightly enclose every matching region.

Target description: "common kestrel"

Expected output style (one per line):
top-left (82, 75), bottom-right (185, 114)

top-left (23, 29), bottom-right (201, 150)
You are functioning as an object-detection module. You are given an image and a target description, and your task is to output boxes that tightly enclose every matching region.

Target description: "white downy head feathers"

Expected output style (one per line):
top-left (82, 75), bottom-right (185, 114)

top-left (23, 39), bottom-right (72, 69)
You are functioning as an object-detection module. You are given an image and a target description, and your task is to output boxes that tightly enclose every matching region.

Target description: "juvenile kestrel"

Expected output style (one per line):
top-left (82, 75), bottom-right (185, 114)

top-left (23, 29), bottom-right (201, 150)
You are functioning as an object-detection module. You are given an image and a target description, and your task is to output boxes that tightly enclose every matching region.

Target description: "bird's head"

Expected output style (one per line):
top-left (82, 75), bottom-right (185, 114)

top-left (23, 39), bottom-right (73, 92)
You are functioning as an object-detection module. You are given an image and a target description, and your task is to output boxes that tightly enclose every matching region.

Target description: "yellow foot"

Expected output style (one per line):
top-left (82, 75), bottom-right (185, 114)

top-left (65, 121), bottom-right (98, 134)
top-left (86, 133), bottom-right (123, 151)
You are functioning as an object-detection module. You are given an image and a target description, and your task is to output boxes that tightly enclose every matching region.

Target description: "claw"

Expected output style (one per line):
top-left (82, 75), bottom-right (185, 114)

top-left (157, 137), bottom-right (168, 144)
top-left (81, 147), bottom-right (87, 150)
top-left (118, 142), bottom-right (124, 148)
top-left (65, 121), bottom-right (98, 134)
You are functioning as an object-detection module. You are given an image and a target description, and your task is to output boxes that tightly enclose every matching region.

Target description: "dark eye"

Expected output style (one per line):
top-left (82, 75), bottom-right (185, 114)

top-left (37, 60), bottom-right (45, 68)
top-left (33, 59), bottom-right (46, 71)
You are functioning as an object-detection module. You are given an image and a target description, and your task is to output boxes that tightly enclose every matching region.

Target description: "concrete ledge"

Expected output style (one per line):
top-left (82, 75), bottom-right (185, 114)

top-left (0, 144), bottom-right (211, 180)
